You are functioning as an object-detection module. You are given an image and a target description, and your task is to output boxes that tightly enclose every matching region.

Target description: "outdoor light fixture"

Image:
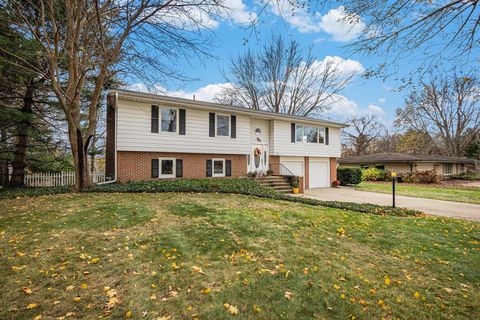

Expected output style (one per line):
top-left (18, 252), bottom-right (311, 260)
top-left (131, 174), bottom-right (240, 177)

top-left (391, 170), bottom-right (397, 208)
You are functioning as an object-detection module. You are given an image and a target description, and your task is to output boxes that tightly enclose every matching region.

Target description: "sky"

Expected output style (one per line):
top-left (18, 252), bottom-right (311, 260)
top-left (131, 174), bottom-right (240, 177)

top-left (124, 0), bottom-right (431, 126)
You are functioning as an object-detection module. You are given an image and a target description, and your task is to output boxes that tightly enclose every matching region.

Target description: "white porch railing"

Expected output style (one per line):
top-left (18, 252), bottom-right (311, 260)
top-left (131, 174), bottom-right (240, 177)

top-left (23, 171), bottom-right (105, 187)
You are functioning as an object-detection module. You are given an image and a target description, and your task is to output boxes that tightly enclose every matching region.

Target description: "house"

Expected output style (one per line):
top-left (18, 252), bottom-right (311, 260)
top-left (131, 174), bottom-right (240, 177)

top-left (338, 153), bottom-right (477, 176)
top-left (105, 89), bottom-right (347, 190)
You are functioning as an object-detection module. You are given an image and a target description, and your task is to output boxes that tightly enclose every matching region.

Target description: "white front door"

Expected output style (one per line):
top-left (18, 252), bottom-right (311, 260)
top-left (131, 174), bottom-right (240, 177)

top-left (250, 144), bottom-right (268, 173)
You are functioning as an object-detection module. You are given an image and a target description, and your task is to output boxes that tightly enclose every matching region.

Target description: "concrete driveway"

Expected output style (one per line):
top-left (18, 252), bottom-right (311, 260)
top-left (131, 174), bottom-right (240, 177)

top-left (299, 187), bottom-right (480, 222)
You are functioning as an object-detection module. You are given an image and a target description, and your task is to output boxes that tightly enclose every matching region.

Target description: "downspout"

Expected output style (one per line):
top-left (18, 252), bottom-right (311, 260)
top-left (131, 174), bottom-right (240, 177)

top-left (97, 92), bottom-right (118, 185)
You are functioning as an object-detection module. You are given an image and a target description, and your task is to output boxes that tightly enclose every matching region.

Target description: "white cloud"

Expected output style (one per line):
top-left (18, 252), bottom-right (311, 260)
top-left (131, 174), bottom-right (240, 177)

top-left (269, 2), bottom-right (364, 42)
top-left (378, 97), bottom-right (386, 104)
top-left (124, 82), bottom-right (233, 102)
top-left (312, 56), bottom-right (365, 77)
top-left (156, 0), bottom-right (255, 30)
top-left (326, 96), bottom-right (386, 121)
top-left (222, 0), bottom-right (257, 24)
top-left (367, 104), bottom-right (385, 116)
top-left (319, 7), bottom-right (365, 42)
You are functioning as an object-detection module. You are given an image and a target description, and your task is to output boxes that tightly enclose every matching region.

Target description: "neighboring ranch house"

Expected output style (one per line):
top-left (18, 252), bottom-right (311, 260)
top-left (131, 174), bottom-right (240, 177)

top-left (338, 153), bottom-right (477, 177)
top-left (105, 89), bottom-right (347, 190)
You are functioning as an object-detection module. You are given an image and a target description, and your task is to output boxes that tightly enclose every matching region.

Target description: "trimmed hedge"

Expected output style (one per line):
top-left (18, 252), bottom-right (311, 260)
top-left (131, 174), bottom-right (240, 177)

top-left (1, 178), bottom-right (422, 217)
top-left (337, 167), bottom-right (362, 185)
top-left (90, 178), bottom-right (420, 217)
top-left (0, 186), bottom-right (71, 200)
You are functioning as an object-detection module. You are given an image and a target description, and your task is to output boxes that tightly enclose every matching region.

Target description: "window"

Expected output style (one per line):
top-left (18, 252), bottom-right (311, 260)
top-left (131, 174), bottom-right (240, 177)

top-left (161, 108), bottom-right (177, 132)
top-left (296, 125), bottom-right (304, 142)
top-left (295, 125), bottom-right (325, 144)
top-left (212, 158), bottom-right (225, 177)
top-left (443, 163), bottom-right (453, 175)
top-left (216, 115), bottom-right (229, 136)
top-left (304, 126), bottom-right (318, 143)
top-left (318, 128), bottom-right (325, 144)
top-left (160, 158), bottom-right (175, 178)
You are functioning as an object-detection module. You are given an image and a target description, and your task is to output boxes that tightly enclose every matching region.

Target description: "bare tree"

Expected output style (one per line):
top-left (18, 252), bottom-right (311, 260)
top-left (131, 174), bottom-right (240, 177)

top-left (395, 73), bottom-right (480, 156)
top-left (343, 114), bottom-right (384, 156)
top-left (5, 0), bottom-right (224, 190)
top-left (344, 0), bottom-right (480, 64)
top-left (216, 35), bottom-right (360, 116)
top-left (371, 131), bottom-right (400, 154)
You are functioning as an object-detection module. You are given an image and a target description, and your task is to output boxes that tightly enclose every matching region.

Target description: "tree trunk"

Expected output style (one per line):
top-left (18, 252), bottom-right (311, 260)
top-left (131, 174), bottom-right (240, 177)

top-left (90, 131), bottom-right (96, 174)
top-left (0, 128), bottom-right (8, 186)
top-left (69, 125), bottom-right (93, 191)
top-left (9, 78), bottom-right (36, 186)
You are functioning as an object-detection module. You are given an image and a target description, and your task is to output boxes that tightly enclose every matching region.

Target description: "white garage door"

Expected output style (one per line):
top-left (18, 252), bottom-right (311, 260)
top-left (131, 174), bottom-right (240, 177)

top-left (309, 159), bottom-right (329, 188)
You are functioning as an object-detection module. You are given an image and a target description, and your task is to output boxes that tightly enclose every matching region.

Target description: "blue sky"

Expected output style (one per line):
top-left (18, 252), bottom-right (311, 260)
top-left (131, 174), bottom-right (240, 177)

top-left (126, 1), bottom-right (431, 125)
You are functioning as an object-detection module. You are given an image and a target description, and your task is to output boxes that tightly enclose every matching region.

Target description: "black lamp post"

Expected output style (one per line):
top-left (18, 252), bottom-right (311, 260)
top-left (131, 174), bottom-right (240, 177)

top-left (391, 170), bottom-right (397, 208)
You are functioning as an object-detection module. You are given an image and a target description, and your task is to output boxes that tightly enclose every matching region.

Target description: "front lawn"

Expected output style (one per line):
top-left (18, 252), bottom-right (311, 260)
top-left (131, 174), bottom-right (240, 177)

top-left (355, 181), bottom-right (480, 204)
top-left (1, 193), bottom-right (479, 319)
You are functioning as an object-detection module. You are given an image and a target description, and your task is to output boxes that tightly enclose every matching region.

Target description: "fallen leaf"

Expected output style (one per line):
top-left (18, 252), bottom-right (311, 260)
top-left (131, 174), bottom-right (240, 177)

top-left (384, 276), bottom-right (391, 285)
top-left (22, 287), bottom-right (33, 295)
top-left (73, 296), bottom-right (81, 302)
top-left (284, 291), bottom-right (293, 300)
top-left (66, 285), bottom-right (75, 291)
top-left (191, 266), bottom-right (205, 274)
top-left (444, 287), bottom-right (453, 294)
top-left (223, 303), bottom-right (239, 315)
top-left (253, 304), bottom-right (261, 313)
top-left (201, 288), bottom-right (212, 294)
top-left (26, 303), bottom-right (38, 309)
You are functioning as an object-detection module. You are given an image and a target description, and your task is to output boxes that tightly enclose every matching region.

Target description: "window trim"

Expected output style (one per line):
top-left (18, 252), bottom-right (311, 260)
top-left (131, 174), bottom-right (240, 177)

top-left (295, 124), bottom-right (325, 144)
top-left (159, 157), bottom-right (176, 178)
top-left (158, 107), bottom-right (179, 134)
top-left (212, 158), bottom-right (226, 177)
top-left (215, 114), bottom-right (230, 138)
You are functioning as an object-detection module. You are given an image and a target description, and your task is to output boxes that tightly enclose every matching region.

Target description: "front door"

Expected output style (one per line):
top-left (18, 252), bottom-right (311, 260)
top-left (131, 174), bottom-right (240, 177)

top-left (250, 144), bottom-right (268, 173)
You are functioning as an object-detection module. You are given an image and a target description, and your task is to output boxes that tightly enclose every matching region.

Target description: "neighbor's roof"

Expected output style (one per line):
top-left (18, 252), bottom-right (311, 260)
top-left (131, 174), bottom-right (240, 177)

top-left (109, 89), bottom-right (348, 128)
top-left (338, 153), bottom-right (477, 164)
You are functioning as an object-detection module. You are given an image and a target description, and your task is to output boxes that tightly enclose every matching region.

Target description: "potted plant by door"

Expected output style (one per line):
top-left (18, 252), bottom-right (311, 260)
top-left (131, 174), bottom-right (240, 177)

top-left (291, 177), bottom-right (300, 194)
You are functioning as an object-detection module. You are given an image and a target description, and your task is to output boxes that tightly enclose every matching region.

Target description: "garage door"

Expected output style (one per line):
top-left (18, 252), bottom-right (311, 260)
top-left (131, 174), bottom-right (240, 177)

top-left (280, 161), bottom-right (304, 177)
top-left (309, 159), bottom-right (329, 188)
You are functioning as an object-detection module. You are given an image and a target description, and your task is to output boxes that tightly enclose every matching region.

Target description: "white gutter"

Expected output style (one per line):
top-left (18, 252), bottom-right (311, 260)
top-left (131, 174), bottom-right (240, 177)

top-left (97, 92), bottom-right (118, 185)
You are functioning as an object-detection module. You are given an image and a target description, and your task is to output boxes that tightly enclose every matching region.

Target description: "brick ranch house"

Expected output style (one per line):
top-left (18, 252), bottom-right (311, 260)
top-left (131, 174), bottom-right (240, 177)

top-left (105, 89), bottom-right (347, 191)
top-left (338, 153), bottom-right (477, 177)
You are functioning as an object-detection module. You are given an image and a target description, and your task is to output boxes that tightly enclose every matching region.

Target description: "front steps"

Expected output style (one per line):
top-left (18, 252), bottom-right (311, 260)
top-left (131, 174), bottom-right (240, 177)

top-left (255, 175), bottom-right (292, 193)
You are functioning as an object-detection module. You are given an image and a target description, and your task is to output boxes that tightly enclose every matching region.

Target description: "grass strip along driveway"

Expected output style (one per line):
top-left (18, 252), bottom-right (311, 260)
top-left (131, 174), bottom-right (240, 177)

top-left (355, 181), bottom-right (480, 204)
top-left (1, 192), bottom-right (479, 319)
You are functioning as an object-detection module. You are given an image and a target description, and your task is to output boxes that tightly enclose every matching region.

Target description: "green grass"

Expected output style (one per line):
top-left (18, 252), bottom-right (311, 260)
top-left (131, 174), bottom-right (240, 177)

top-left (1, 193), bottom-right (479, 319)
top-left (355, 182), bottom-right (480, 204)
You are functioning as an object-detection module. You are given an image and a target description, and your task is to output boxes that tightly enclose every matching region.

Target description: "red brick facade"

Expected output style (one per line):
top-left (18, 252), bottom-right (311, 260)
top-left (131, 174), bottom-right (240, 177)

top-left (269, 155), bottom-right (280, 174)
top-left (117, 151), bottom-right (247, 182)
top-left (329, 157), bottom-right (337, 185)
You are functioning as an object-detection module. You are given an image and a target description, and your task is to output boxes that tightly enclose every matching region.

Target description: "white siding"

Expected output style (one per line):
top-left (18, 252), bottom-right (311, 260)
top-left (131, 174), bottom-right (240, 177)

top-left (250, 118), bottom-right (270, 144)
top-left (117, 100), bottom-right (250, 154)
top-left (271, 120), bottom-right (342, 157)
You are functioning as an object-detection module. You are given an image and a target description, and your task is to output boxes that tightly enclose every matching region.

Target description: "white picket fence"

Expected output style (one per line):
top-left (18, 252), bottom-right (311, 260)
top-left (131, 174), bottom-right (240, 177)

top-left (24, 171), bottom-right (105, 187)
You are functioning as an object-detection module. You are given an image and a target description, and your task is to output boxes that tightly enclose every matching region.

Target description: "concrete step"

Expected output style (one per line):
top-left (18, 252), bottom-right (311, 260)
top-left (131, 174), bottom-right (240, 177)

top-left (256, 180), bottom-right (290, 186)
